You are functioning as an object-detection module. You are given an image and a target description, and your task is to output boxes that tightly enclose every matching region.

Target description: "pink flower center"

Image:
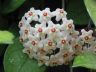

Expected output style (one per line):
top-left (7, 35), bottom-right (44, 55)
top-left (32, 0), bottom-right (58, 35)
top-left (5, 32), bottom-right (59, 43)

top-left (84, 36), bottom-right (89, 40)
top-left (63, 53), bottom-right (68, 57)
top-left (38, 28), bottom-right (43, 32)
top-left (19, 22), bottom-right (23, 27)
top-left (60, 9), bottom-right (64, 13)
top-left (68, 24), bottom-right (72, 29)
top-left (25, 29), bottom-right (28, 34)
top-left (32, 41), bottom-right (36, 46)
top-left (74, 44), bottom-right (81, 49)
top-left (61, 39), bottom-right (66, 44)
top-left (29, 12), bottom-right (33, 16)
top-left (51, 28), bottom-right (56, 32)
top-left (48, 41), bottom-right (53, 46)
top-left (43, 12), bottom-right (47, 16)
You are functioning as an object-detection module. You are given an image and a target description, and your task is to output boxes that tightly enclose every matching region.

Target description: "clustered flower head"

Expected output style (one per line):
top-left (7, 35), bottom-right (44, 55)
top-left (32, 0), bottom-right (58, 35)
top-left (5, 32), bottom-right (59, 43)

top-left (19, 8), bottom-right (96, 66)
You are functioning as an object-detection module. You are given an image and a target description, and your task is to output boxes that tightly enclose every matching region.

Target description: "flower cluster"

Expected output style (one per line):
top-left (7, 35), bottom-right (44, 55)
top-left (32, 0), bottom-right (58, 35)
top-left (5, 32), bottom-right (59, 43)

top-left (19, 8), bottom-right (96, 66)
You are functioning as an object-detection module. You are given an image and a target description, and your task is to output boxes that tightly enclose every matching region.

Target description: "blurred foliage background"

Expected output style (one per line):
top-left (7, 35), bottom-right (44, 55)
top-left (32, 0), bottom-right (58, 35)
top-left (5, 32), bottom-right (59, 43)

top-left (0, 0), bottom-right (96, 72)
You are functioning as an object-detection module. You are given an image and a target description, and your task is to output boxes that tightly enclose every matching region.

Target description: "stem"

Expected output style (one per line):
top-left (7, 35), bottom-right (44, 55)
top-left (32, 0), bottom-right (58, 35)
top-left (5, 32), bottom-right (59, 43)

top-left (62, 0), bottom-right (65, 9)
top-left (70, 64), bottom-right (73, 72)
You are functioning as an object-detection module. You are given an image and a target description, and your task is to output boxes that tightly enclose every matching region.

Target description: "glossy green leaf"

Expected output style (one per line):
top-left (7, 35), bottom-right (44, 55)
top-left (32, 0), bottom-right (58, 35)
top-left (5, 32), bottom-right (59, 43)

top-left (0, 31), bottom-right (14, 44)
top-left (66, 0), bottom-right (90, 25)
top-left (1, 0), bottom-right (25, 14)
top-left (84, 0), bottom-right (96, 26)
top-left (4, 38), bottom-right (46, 72)
top-left (73, 51), bottom-right (96, 70)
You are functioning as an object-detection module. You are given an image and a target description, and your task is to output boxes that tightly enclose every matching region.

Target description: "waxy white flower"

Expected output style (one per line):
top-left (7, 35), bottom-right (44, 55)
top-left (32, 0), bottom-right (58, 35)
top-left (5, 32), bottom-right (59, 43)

top-left (23, 48), bottom-right (36, 58)
top-left (35, 24), bottom-right (47, 39)
top-left (43, 39), bottom-right (56, 51)
top-left (19, 8), bottom-right (96, 67)
top-left (89, 41), bottom-right (96, 54)
top-left (19, 26), bottom-right (31, 42)
top-left (37, 55), bottom-right (49, 66)
top-left (39, 8), bottom-right (52, 23)
top-left (80, 29), bottom-right (93, 43)
top-left (56, 36), bottom-right (70, 50)
top-left (24, 8), bottom-right (39, 23)
top-left (47, 24), bottom-right (60, 39)
top-left (53, 8), bottom-right (67, 21)
top-left (71, 38), bottom-right (83, 55)
top-left (46, 55), bottom-right (64, 66)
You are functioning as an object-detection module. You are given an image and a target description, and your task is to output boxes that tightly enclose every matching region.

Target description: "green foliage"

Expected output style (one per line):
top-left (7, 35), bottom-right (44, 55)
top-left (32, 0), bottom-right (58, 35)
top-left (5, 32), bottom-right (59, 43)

top-left (84, 0), bottom-right (96, 26)
top-left (0, 31), bottom-right (14, 44)
top-left (66, 0), bottom-right (90, 25)
top-left (4, 38), bottom-right (46, 72)
top-left (1, 0), bottom-right (25, 14)
top-left (73, 51), bottom-right (96, 70)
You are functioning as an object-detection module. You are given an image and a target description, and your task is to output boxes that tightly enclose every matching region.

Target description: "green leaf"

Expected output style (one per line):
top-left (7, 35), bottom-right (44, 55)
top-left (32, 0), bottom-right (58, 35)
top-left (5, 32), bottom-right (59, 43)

top-left (73, 51), bottom-right (96, 70)
top-left (84, 0), bottom-right (96, 26)
top-left (1, 0), bottom-right (25, 14)
top-left (4, 38), bottom-right (46, 72)
top-left (66, 0), bottom-right (90, 25)
top-left (0, 31), bottom-right (14, 44)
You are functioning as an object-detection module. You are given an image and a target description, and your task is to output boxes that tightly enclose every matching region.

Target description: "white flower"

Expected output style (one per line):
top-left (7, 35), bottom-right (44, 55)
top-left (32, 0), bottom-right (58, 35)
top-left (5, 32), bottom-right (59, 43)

top-left (39, 8), bottom-right (52, 23)
top-left (46, 55), bottom-right (64, 66)
top-left (80, 29), bottom-right (93, 43)
top-left (46, 24), bottom-right (60, 39)
top-left (60, 49), bottom-right (74, 65)
top-left (56, 36), bottom-right (70, 50)
top-left (18, 21), bottom-right (24, 28)
top-left (43, 38), bottom-right (56, 51)
top-left (65, 20), bottom-right (74, 32)
top-left (29, 27), bottom-right (36, 35)
top-left (19, 26), bottom-right (31, 41)
top-left (89, 41), bottom-right (96, 54)
top-left (53, 8), bottom-right (67, 21)
top-left (37, 55), bottom-right (49, 66)
top-left (24, 8), bottom-right (39, 23)
top-left (35, 24), bottom-right (47, 39)
top-left (24, 35), bottom-right (39, 52)
top-left (71, 38), bottom-right (83, 55)
top-left (23, 48), bottom-right (36, 58)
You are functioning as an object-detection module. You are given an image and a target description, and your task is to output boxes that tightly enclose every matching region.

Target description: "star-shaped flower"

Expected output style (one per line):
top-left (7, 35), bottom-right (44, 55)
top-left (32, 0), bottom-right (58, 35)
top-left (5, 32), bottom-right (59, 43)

top-left (71, 38), bottom-right (83, 55)
top-left (60, 49), bottom-right (74, 65)
top-left (43, 39), bottom-right (56, 51)
top-left (46, 55), bottom-right (64, 66)
top-left (80, 29), bottom-right (93, 43)
top-left (39, 8), bottom-right (52, 23)
top-left (64, 19), bottom-right (74, 32)
top-left (37, 55), bottom-right (49, 66)
top-left (23, 48), bottom-right (36, 58)
top-left (46, 24), bottom-right (60, 39)
top-left (56, 36), bottom-right (70, 50)
top-left (23, 35), bottom-right (39, 52)
top-left (24, 8), bottom-right (39, 23)
top-left (53, 8), bottom-right (67, 21)
top-left (19, 26), bottom-right (31, 41)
